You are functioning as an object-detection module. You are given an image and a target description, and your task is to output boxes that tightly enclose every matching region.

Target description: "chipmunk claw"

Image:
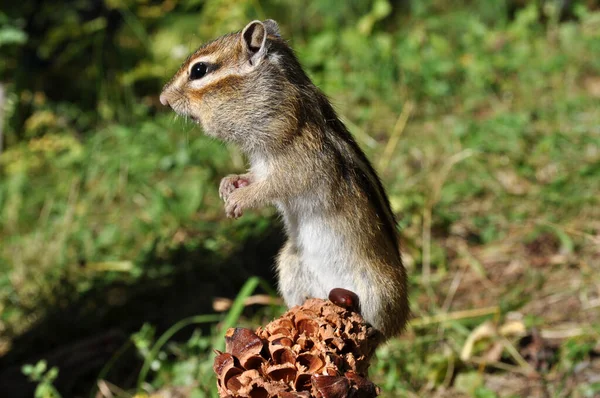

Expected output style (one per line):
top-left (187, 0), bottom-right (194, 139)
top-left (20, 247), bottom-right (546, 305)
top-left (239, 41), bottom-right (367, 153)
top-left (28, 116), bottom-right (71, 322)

top-left (224, 188), bottom-right (246, 219)
top-left (224, 198), bottom-right (244, 219)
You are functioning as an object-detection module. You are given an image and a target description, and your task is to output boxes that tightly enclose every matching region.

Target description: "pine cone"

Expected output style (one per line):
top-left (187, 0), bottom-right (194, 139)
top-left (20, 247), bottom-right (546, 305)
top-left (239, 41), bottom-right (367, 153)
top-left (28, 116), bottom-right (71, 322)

top-left (213, 292), bottom-right (380, 397)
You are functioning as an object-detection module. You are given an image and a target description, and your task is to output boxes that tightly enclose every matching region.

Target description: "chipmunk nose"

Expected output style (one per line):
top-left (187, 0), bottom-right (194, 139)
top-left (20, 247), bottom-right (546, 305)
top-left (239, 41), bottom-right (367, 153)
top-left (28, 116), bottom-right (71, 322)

top-left (159, 92), bottom-right (170, 107)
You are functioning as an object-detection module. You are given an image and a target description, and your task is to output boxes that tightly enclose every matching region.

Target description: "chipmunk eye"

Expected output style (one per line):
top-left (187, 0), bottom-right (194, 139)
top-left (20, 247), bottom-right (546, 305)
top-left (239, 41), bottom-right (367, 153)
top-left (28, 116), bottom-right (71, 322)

top-left (190, 62), bottom-right (208, 80)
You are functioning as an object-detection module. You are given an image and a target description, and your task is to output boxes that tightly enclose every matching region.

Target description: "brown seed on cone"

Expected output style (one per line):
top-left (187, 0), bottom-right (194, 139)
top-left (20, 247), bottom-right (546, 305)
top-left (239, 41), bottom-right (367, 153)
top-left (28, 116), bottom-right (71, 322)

top-left (213, 295), bottom-right (380, 397)
top-left (345, 371), bottom-right (381, 397)
top-left (226, 328), bottom-right (264, 359)
top-left (311, 374), bottom-right (350, 398)
top-left (328, 288), bottom-right (360, 313)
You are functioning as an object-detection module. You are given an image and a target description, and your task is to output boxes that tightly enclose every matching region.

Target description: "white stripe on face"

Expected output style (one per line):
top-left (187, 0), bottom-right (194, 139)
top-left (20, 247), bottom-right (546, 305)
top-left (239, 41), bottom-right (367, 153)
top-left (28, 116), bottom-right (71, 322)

top-left (185, 53), bottom-right (252, 93)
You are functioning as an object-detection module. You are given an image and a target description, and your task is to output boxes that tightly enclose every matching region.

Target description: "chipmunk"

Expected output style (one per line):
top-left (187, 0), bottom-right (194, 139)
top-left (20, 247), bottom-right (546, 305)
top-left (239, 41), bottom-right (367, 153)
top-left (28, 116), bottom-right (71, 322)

top-left (160, 20), bottom-right (408, 339)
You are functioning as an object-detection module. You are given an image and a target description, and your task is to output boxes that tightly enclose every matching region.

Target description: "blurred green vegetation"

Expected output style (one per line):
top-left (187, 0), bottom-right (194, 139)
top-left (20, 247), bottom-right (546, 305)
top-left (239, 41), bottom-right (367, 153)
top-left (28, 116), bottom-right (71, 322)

top-left (1, 0), bottom-right (600, 397)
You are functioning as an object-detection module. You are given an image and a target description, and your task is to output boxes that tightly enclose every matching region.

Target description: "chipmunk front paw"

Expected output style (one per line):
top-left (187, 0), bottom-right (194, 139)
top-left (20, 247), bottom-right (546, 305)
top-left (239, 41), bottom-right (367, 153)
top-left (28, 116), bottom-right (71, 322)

top-left (224, 189), bottom-right (246, 219)
top-left (219, 174), bottom-right (250, 201)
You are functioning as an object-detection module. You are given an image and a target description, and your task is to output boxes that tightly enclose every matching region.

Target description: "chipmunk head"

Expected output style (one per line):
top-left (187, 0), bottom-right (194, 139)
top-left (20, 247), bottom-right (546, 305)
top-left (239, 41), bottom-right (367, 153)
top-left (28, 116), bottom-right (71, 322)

top-left (160, 20), bottom-right (309, 153)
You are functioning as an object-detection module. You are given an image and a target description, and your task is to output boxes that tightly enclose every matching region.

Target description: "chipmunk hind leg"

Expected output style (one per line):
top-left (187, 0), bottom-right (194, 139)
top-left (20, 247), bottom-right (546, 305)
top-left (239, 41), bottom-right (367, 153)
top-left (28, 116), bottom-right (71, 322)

top-left (276, 240), bottom-right (313, 308)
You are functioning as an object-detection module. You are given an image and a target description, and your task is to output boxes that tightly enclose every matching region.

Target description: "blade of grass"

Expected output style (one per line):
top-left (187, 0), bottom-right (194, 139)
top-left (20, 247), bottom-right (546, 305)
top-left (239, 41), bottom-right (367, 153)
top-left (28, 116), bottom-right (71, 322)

top-left (213, 276), bottom-right (262, 352)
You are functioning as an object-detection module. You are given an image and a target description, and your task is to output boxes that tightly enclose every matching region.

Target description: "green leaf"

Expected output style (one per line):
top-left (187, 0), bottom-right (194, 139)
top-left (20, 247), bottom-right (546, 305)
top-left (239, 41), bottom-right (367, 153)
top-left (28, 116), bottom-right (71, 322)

top-left (0, 26), bottom-right (27, 46)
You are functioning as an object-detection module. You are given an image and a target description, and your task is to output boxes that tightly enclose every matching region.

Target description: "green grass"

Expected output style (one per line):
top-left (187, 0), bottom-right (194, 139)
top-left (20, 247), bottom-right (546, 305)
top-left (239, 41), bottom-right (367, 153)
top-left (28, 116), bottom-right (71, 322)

top-left (1, 1), bottom-right (600, 397)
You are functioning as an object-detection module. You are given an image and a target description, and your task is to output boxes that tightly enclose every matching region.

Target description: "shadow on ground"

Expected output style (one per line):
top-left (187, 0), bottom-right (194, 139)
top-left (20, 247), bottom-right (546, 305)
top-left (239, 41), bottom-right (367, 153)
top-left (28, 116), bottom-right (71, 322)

top-left (0, 222), bottom-right (285, 398)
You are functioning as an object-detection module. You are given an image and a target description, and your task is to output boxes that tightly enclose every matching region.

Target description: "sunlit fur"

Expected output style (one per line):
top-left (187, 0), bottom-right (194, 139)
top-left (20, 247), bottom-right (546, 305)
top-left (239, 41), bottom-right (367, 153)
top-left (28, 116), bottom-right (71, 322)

top-left (161, 20), bottom-right (409, 338)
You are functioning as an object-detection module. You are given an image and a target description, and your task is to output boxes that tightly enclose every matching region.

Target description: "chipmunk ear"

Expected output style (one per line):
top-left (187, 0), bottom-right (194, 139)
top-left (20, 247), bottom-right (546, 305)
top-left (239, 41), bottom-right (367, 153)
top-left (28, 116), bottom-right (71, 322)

top-left (263, 19), bottom-right (281, 38)
top-left (242, 20), bottom-right (268, 65)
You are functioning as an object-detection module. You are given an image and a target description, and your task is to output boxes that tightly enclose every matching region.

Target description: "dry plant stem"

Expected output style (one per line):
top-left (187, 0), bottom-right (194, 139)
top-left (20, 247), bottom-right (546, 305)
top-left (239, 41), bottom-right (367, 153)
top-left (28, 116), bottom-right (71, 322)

top-left (379, 100), bottom-right (414, 172)
top-left (96, 379), bottom-right (131, 398)
top-left (213, 295), bottom-right (284, 312)
top-left (421, 208), bottom-right (433, 284)
top-left (436, 265), bottom-right (467, 341)
top-left (456, 241), bottom-right (489, 279)
top-left (342, 116), bottom-right (378, 149)
top-left (536, 219), bottom-right (600, 245)
top-left (422, 148), bottom-right (476, 282)
top-left (540, 327), bottom-right (592, 340)
top-left (96, 380), bottom-right (114, 398)
top-left (442, 344), bottom-right (455, 388)
top-left (440, 265), bottom-right (466, 313)
top-left (469, 357), bottom-right (533, 376)
top-left (500, 336), bottom-right (536, 374)
top-left (410, 306), bottom-right (500, 328)
top-left (583, 298), bottom-right (600, 310)
top-left (0, 83), bottom-right (4, 154)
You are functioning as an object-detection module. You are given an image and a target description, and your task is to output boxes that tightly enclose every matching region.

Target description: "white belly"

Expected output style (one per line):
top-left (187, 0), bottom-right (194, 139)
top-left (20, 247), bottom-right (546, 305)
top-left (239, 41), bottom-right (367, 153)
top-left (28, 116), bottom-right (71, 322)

top-left (302, 216), bottom-right (357, 293)
top-left (276, 196), bottom-right (385, 330)
top-left (278, 197), bottom-right (359, 297)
